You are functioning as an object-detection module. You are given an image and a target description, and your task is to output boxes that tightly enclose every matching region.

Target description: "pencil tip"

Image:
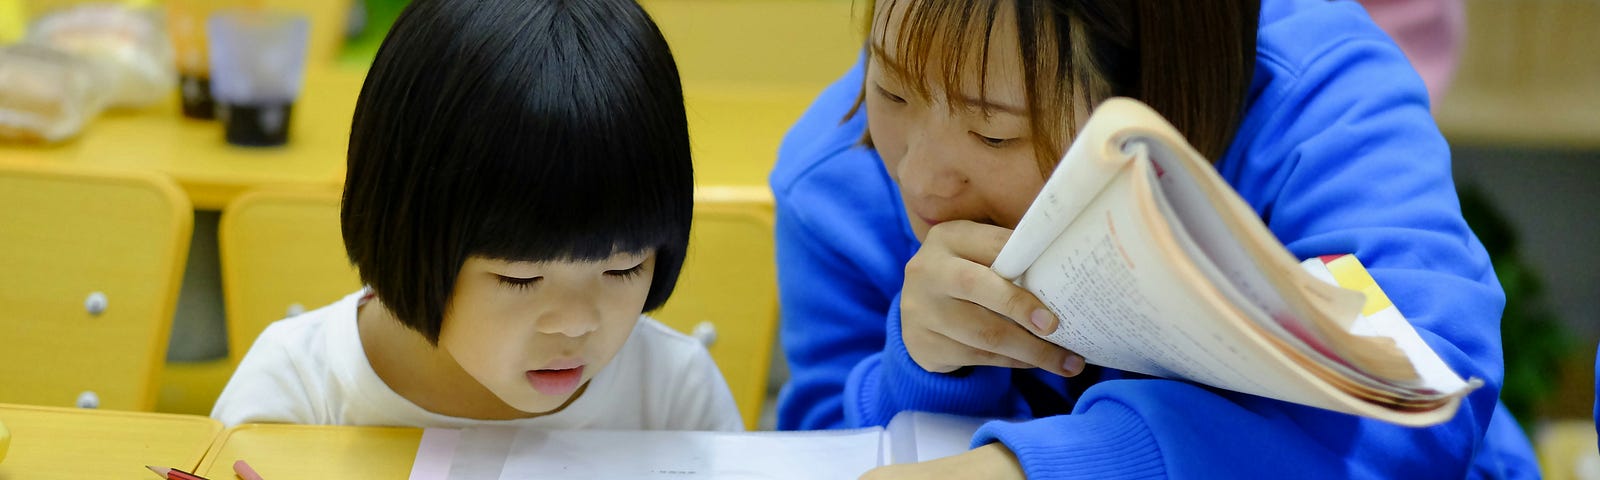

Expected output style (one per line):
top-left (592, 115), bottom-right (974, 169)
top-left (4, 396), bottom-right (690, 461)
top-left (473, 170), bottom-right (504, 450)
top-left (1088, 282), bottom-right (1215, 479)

top-left (146, 465), bottom-right (168, 475)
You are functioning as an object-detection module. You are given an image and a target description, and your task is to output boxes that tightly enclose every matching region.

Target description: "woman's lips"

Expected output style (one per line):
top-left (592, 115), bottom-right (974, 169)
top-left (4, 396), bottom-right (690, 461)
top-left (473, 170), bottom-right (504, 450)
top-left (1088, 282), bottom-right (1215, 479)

top-left (526, 365), bottom-right (584, 396)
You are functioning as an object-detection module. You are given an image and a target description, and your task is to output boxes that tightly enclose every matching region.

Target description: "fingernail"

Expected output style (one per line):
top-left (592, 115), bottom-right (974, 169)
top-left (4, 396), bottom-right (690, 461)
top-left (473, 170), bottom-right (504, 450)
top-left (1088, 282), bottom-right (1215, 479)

top-left (1029, 309), bottom-right (1054, 333)
top-left (1063, 355), bottom-right (1085, 375)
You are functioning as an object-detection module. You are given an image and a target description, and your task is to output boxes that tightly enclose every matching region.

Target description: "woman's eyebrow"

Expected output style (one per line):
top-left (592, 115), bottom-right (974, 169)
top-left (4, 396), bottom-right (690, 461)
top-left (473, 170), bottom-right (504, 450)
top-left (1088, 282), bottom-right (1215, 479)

top-left (957, 93), bottom-right (1026, 117)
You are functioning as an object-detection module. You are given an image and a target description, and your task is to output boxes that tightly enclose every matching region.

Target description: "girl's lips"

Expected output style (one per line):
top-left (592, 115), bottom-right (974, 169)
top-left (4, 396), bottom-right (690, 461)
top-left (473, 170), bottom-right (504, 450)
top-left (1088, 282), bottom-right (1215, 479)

top-left (526, 366), bottom-right (584, 396)
top-left (540, 358), bottom-right (585, 370)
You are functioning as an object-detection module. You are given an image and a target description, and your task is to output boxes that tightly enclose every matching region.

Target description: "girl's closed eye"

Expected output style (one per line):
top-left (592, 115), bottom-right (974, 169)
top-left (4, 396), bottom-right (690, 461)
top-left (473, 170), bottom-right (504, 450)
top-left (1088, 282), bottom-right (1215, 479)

top-left (606, 262), bottom-right (648, 280)
top-left (496, 274), bottom-right (542, 290)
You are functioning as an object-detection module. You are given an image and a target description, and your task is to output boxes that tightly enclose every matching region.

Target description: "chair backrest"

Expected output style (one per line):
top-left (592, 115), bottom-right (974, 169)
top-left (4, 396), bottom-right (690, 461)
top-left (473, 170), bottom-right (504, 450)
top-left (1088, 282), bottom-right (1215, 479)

top-left (218, 185), bottom-right (779, 428)
top-left (0, 161), bottom-right (192, 410)
top-left (218, 186), bottom-right (359, 367)
top-left (651, 186), bottom-right (779, 429)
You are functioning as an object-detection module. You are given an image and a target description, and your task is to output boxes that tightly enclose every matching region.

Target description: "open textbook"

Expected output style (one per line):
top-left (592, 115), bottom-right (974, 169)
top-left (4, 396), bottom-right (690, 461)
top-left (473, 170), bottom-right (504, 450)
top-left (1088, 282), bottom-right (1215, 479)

top-left (989, 98), bottom-right (1481, 427)
top-left (407, 411), bottom-right (989, 480)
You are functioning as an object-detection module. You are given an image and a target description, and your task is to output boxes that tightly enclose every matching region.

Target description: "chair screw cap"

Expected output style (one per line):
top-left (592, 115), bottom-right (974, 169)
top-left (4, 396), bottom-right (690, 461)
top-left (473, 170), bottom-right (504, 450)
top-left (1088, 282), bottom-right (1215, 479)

top-left (84, 291), bottom-right (107, 316)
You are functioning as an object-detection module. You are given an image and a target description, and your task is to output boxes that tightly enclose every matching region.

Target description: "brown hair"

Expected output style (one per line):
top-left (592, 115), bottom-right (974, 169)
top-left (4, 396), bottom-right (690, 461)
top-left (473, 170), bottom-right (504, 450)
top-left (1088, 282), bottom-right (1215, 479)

top-left (850, 0), bottom-right (1259, 174)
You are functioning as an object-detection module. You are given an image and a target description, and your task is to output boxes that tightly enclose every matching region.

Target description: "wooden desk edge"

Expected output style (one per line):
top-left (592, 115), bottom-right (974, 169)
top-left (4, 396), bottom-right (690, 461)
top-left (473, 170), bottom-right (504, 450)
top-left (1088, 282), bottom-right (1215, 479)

top-left (196, 423), bottom-right (427, 474)
top-left (0, 403), bottom-right (223, 471)
top-left (0, 403), bottom-right (221, 427)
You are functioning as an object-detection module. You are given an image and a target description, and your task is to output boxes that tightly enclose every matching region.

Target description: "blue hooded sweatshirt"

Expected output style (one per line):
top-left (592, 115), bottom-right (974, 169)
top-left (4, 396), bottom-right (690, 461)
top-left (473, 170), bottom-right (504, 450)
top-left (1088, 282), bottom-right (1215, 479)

top-left (770, 0), bottom-right (1537, 477)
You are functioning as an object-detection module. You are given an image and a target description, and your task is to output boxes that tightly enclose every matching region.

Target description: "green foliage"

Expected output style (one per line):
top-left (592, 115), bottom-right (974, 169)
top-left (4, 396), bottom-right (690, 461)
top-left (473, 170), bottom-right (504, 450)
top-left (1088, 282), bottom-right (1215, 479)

top-left (339, 0), bottom-right (410, 66)
top-left (1458, 185), bottom-right (1574, 430)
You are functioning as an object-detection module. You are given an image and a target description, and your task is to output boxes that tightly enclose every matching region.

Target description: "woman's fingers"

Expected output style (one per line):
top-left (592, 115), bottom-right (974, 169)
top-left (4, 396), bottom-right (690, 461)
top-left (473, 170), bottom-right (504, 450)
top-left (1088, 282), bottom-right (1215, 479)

top-left (904, 300), bottom-right (1084, 377)
top-left (925, 220), bottom-right (1011, 266)
top-left (925, 221), bottom-right (1059, 335)
top-left (945, 260), bottom-right (1059, 334)
top-left (902, 326), bottom-right (1033, 373)
top-left (901, 219), bottom-right (1087, 378)
top-left (945, 305), bottom-right (1083, 377)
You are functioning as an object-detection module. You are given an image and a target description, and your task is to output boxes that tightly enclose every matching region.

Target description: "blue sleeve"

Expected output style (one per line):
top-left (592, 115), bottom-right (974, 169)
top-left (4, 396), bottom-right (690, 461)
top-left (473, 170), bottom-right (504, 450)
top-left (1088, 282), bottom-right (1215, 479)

top-left (972, 3), bottom-right (1509, 477)
top-left (769, 56), bottom-right (902, 430)
top-left (771, 178), bottom-right (893, 429)
top-left (844, 296), bottom-right (1029, 427)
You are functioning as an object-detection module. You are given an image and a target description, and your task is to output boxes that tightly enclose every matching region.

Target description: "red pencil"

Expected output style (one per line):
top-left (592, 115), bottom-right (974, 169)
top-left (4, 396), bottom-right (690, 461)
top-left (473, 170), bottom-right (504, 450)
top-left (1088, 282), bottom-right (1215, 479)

top-left (146, 465), bottom-right (211, 480)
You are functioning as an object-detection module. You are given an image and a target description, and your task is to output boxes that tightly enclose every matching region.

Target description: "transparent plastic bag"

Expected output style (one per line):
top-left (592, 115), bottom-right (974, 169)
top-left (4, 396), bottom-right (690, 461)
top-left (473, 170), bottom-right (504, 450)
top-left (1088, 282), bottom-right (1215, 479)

top-left (0, 43), bottom-right (102, 143)
top-left (25, 3), bottom-right (176, 109)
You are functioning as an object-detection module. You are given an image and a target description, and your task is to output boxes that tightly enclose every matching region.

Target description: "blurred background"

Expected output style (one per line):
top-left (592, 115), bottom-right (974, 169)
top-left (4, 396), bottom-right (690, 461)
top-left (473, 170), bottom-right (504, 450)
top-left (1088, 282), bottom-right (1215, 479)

top-left (0, 0), bottom-right (1594, 477)
top-left (1441, 4), bottom-right (1600, 478)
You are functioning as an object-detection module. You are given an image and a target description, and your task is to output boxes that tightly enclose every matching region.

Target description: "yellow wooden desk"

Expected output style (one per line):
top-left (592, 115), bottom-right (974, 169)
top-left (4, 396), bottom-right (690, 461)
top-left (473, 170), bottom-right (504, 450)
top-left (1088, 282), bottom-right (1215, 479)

top-left (0, 403), bottom-right (221, 480)
top-left (0, 68), bottom-right (366, 210)
top-left (195, 424), bottom-right (422, 479)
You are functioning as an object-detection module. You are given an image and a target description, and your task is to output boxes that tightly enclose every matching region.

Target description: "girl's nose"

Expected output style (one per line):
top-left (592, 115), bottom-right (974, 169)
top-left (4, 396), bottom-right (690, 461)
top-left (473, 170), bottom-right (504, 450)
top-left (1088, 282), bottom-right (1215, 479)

top-left (535, 299), bottom-right (601, 337)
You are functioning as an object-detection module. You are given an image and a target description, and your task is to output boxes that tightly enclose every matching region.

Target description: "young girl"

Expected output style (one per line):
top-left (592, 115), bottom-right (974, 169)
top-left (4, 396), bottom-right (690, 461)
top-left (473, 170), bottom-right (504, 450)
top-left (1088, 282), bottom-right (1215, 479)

top-left (211, 0), bottom-right (742, 432)
top-left (772, 0), bottom-right (1534, 477)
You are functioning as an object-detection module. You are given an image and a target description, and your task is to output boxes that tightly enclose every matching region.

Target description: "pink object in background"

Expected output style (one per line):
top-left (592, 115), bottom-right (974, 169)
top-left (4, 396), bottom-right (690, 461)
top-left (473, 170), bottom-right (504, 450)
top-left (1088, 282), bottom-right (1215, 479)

top-left (1358, 0), bottom-right (1466, 109)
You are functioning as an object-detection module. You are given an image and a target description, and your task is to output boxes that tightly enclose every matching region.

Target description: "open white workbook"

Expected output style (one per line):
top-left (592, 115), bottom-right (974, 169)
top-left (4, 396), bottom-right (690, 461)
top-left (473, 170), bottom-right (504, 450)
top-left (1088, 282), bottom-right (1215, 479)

top-left (407, 411), bottom-right (989, 480)
top-left (989, 98), bottom-right (1480, 427)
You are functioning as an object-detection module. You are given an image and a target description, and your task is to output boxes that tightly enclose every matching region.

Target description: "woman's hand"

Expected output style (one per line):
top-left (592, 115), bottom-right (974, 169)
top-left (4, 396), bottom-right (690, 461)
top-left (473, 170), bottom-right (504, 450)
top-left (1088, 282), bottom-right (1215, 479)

top-left (859, 443), bottom-right (1026, 480)
top-left (900, 220), bottom-right (1085, 377)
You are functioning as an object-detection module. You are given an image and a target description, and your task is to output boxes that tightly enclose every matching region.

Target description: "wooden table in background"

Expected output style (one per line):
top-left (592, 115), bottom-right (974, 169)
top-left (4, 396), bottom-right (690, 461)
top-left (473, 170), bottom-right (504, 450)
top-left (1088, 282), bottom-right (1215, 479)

top-left (0, 68), bottom-right (366, 211)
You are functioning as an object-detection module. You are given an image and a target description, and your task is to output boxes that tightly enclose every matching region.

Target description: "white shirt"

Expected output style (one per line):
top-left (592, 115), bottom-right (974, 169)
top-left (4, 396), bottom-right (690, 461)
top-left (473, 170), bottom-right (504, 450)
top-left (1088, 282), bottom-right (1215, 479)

top-left (211, 291), bottom-right (743, 431)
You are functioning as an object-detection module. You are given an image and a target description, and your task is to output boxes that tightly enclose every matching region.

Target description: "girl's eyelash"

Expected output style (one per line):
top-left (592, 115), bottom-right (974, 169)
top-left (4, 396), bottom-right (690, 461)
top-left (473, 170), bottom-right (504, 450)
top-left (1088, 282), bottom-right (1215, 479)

top-left (972, 132), bottom-right (1016, 148)
top-left (607, 263), bottom-right (647, 280)
top-left (496, 262), bottom-right (644, 289)
top-left (875, 84), bottom-right (906, 104)
top-left (497, 275), bottom-right (541, 289)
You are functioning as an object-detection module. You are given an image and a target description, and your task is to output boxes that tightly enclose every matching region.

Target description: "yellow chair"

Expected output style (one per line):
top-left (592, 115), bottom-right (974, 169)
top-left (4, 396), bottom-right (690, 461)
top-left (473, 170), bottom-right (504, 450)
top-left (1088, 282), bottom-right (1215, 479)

top-left (0, 161), bottom-right (192, 411)
top-left (154, 186), bottom-right (356, 417)
top-left (219, 185), bottom-right (361, 368)
top-left (210, 185), bottom-right (779, 429)
top-left (652, 186), bottom-right (779, 429)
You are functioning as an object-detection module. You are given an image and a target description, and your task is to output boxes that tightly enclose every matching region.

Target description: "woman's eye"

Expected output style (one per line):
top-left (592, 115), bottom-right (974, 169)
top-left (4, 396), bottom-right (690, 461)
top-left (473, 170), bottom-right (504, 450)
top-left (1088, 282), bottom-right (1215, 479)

top-left (606, 263), bottom-right (647, 280)
top-left (874, 84), bottom-right (906, 104)
top-left (497, 275), bottom-right (541, 289)
top-left (972, 132), bottom-right (1016, 148)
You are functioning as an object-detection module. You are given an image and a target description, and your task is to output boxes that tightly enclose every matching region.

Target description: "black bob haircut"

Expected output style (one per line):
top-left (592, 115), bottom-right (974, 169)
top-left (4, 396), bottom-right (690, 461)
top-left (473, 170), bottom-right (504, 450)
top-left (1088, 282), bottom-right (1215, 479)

top-left (342, 0), bottom-right (693, 345)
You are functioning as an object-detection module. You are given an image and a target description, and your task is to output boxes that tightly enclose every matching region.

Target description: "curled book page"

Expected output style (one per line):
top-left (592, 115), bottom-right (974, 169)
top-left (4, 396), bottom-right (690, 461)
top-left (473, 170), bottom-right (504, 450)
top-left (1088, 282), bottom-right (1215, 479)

top-left (992, 98), bottom-right (1478, 426)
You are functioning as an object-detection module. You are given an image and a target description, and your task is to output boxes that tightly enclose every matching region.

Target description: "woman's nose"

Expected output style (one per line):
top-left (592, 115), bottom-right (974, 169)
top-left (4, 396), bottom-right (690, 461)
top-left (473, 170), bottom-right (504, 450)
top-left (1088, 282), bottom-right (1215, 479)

top-left (897, 130), bottom-right (968, 199)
